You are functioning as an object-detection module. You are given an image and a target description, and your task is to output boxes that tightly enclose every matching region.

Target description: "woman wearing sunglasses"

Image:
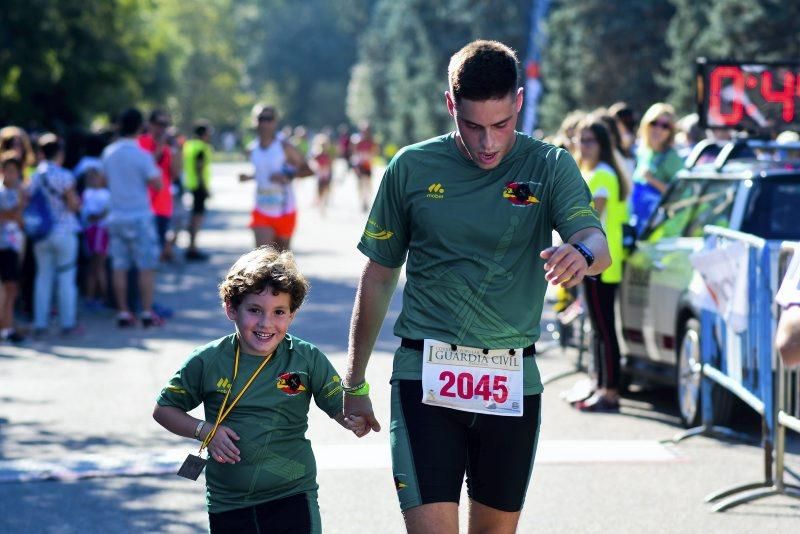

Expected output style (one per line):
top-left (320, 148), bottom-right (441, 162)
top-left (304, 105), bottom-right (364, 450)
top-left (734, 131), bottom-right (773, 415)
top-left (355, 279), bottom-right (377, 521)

top-left (630, 103), bottom-right (684, 235)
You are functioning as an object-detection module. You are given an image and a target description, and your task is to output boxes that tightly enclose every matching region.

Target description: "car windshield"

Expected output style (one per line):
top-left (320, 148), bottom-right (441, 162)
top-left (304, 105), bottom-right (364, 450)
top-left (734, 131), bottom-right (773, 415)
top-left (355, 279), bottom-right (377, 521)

top-left (741, 177), bottom-right (800, 239)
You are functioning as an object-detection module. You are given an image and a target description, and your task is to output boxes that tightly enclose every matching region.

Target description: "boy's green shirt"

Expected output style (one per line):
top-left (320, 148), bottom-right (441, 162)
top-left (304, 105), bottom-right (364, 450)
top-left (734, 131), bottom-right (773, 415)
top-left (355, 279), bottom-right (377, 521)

top-left (157, 333), bottom-right (343, 513)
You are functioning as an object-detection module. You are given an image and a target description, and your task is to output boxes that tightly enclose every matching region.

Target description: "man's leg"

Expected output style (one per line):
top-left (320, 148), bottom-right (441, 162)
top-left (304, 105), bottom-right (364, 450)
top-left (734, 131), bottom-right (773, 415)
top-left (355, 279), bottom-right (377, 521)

top-left (467, 501), bottom-right (520, 534)
top-left (139, 269), bottom-right (154, 313)
top-left (391, 380), bottom-right (468, 534)
top-left (403, 503), bottom-right (459, 534)
top-left (465, 393), bottom-right (542, 534)
top-left (112, 269), bottom-right (129, 313)
top-left (253, 226), bottom-right (276, 248)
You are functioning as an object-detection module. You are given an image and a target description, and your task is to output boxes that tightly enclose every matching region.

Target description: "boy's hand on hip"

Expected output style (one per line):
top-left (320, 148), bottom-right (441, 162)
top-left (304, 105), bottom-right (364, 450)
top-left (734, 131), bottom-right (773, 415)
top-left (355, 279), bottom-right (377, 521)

top-left (343, 394), bottom-right (381, 436)
top-left (208, 425), bottom-right (241, 463)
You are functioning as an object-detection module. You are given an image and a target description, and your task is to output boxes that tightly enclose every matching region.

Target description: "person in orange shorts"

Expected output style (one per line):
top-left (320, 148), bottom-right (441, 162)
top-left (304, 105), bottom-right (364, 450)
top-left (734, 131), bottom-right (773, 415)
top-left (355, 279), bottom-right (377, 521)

top-left (239, 104), bottom-right (312, 251)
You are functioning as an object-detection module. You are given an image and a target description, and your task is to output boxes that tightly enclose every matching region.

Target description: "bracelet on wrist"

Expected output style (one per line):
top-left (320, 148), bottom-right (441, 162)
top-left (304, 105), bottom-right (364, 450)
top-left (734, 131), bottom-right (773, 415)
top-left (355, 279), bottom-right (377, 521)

top-left (342, 380), bottom-right (370, 396)
top-left (194, 420), bottom-right (207, 440)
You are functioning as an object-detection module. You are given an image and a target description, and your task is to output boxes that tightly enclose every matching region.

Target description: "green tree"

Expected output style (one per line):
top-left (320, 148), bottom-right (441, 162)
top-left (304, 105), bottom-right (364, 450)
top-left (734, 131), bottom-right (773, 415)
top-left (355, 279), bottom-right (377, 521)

top-left (350, 0), bottom-right (531, 146)
top-left (0, 0), bottom-right (172, 129)
top-left (539, 0), bottom-right (675, 133)
top-left (235, 0), bottom-right (371, 129)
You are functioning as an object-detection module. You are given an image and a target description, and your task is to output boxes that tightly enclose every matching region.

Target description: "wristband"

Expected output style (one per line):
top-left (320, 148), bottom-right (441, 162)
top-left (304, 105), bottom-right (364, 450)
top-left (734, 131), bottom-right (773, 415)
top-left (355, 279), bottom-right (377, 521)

top-left (194, 420), bottom-right (207, 440)
top-left (342, 380), bottom-right (370, 396)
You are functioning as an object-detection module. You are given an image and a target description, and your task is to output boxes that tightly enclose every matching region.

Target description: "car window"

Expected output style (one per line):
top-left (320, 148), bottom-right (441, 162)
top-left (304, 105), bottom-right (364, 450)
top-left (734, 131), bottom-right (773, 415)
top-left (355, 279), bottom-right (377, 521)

top-left (741, 177), bottom-right (800, 239)
top-left (684, 180), bottom-right (738, 237)
top-left (642, 179), bottom-right (705, 242)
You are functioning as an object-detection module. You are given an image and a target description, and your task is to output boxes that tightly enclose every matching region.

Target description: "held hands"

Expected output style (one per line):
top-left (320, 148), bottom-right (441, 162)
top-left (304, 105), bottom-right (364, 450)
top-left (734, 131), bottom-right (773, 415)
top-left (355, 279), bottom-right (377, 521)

top-left (206, 425), bottom-right (241, 464)
top-left (343, 394), bottom-right (382, 437)
top-left (540, 244), bottom-right (589, 289)
top-left (343, 414), bottom-right (369, 438)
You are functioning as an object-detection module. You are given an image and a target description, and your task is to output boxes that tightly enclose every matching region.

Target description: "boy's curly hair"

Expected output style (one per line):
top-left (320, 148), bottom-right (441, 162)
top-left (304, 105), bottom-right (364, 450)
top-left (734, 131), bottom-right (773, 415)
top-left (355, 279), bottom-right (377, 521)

top-left (219, 246), bottom-right (309, 312)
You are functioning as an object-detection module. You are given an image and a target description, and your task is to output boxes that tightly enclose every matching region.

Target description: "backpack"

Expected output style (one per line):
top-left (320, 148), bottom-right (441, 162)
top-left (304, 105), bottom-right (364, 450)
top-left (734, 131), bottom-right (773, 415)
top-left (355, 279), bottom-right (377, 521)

top-left (23, 174), bottom-right (56, 241)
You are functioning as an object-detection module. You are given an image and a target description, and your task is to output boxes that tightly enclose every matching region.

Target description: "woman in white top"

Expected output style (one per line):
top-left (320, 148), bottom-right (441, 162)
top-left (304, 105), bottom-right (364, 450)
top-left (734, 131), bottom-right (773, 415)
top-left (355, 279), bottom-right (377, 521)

top-left (239, 104), bottom-right (312, 251)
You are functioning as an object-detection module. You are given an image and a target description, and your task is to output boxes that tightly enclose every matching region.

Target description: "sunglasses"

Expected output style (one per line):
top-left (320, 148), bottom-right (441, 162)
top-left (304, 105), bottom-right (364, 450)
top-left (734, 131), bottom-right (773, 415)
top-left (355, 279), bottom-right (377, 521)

top-left (650, 120), bottom-right (672, 130)
top-left (154, 121), bottom-right (171, 127)
top-left (258, 115), bottom-right (276, 123)
top-left (578, 137), bottom-right (598, 146)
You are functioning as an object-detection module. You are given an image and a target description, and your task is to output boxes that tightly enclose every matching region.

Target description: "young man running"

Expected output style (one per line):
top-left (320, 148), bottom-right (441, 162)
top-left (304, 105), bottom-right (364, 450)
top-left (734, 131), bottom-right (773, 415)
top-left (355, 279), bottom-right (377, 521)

top-left (342, 40), bottom-right (610, 533)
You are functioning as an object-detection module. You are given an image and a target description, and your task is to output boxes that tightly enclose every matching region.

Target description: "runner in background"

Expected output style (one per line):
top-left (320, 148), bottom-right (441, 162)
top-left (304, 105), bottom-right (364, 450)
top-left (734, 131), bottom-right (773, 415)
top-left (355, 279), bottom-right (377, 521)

top-left (350, 122), bottom-right (378, 213)
top-left (310, 133), bottom-right (334, 217)
top-left (238, 104), bottom-right (313, 251)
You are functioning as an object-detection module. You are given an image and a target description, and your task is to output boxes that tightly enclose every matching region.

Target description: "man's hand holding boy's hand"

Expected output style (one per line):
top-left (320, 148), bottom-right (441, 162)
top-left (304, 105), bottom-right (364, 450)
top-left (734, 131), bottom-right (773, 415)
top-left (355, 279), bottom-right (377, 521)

top-left (344, 414), bottom-right (369, 438)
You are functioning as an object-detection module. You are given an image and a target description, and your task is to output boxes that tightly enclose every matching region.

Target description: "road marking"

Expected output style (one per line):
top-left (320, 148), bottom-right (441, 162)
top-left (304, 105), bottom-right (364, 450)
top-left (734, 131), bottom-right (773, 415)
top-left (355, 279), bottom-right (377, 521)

top-left (0, 440), bottom-right (683, 483)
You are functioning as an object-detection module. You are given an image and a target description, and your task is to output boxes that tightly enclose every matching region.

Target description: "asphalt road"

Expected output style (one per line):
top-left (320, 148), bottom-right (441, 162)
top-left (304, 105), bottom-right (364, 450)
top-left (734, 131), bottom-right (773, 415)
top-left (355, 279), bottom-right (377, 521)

top-left (0, 162), bottom-right (797, 533)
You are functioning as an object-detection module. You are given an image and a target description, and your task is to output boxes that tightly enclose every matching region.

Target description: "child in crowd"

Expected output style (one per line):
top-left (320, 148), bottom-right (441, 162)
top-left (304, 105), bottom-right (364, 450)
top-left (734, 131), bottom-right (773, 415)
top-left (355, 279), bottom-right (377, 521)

top-left (81, 167), bottom-right (111, 311)
top-left (153, 246), bottom-right (366, 533)
top-left (0, 153), bottom-right (26, 343)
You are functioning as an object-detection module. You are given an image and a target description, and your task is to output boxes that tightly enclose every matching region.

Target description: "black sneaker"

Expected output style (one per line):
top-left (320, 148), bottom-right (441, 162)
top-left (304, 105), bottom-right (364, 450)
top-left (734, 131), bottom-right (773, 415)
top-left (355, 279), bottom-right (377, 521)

top-left (117, 313), bottom-right (136, 328)
top-left (140, 312), bottom-right (165, 328)
top-left (185, 249), bottom-right (209, 262)
top-left (2, 330), bottom-right (26, 344)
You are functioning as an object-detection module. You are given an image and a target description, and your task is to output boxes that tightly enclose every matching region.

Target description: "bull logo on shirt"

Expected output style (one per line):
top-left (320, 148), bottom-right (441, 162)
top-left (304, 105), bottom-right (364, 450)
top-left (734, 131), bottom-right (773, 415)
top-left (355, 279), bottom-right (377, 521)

top-left (277, 372), bottom-right (307, 396)
top-left (503, 181), bottom-right (540, 206)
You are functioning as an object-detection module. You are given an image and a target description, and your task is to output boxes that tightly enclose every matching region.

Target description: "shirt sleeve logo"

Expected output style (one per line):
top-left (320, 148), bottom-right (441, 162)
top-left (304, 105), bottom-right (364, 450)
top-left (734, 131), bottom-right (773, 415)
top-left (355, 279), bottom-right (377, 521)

top-left (503, 181), bottom-right (540, 206)
top-left (363, 219), bottom-right (394, 240)
top-left (426, 183), bottom-right (445, 199)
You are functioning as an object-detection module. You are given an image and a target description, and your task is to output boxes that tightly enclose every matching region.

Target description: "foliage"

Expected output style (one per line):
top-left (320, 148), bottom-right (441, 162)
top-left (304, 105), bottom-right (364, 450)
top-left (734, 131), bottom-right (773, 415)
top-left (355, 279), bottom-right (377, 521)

top-left (350, 0), bottom-right (531, 146)
top-left (538, 0), bottom-right (675, 133)
top-left (0, 0), bottom-right (170, 130)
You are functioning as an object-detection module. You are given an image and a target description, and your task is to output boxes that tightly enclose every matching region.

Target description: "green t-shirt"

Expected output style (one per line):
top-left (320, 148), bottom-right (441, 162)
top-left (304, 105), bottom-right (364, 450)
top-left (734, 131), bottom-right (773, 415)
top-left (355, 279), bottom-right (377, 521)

top-left (182, 138), bottom-right (212, 191)
top-left (584, 163), bottom-right (629, 284)
top-left (358, 132), bottom-right (603, 394)
top-left (156, 333), bottom-right (343, 513)
top-left (632, 146), bottom-right (683, 187)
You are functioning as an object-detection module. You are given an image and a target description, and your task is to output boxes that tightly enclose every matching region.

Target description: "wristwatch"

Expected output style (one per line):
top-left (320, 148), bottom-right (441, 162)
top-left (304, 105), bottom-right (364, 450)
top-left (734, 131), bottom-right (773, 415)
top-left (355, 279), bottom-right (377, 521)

top-left (571, 242), bottom-right (595, 268)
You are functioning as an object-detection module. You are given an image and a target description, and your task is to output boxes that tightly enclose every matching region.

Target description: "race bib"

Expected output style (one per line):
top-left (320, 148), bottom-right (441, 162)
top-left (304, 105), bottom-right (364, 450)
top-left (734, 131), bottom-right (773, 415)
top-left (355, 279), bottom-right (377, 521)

top-left (421, 339), bottom-right (523, 416)
top-left (256, 185), bottom-right (285, 209)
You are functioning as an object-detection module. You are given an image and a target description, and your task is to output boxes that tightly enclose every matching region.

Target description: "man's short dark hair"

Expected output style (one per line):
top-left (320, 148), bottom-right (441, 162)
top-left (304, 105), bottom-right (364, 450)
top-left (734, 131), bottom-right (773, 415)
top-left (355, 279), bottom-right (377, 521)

top-left (149, 109), bottom-right (169, 124)
top-left (448, 40), bottom-right (520, 102)
top-left (194, 120), bottom-right (211, 138)
top-left (118, 108), bottom-right (144, 137)
top-left (38, 133), bottom-right (63, 161)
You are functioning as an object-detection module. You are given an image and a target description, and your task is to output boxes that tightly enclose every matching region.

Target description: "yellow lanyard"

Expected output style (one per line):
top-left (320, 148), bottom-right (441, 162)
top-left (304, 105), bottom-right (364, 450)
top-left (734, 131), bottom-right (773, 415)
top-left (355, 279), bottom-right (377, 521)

top-left (199, 342), bottom-right (274, 453)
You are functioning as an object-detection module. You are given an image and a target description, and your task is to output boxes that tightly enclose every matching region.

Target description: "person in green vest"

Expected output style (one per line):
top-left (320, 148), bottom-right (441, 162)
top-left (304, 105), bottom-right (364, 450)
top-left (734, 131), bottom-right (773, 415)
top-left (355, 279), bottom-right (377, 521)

top-left (182, 121), bottom-right (213, 261)
top-left (154, 246), bottom-right (366, 533)
top-left (342, 40), bottom-right (610, 533)
top-left (572, 116), bottom-right (631, 412)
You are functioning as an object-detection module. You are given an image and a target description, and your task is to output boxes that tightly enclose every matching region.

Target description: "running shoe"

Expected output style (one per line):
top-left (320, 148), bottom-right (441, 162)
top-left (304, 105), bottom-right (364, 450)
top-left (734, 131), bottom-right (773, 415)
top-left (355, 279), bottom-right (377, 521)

top-left (185, 249), bottom-right (209, 262)
top-left (140, 311), bottom-right (165, 328)
top-left (575, 396), bottom-right (620, 413)
top-left (117, 312), bottom-right (136, 328)
top-left (1, 330), bottom-right (26, 344)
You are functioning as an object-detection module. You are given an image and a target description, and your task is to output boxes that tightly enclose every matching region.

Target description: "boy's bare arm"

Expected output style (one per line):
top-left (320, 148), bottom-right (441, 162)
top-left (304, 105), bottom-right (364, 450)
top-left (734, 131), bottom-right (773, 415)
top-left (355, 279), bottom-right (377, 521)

top-left (152, 404), bottom-right (241, 463)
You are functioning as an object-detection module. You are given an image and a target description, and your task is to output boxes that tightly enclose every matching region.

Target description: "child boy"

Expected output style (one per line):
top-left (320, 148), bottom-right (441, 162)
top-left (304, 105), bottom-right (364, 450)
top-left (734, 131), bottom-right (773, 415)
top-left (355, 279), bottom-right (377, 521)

top-left (0, 152), bottom-right (25, 343)
top-left (153, 246), bottom-right (365, 533)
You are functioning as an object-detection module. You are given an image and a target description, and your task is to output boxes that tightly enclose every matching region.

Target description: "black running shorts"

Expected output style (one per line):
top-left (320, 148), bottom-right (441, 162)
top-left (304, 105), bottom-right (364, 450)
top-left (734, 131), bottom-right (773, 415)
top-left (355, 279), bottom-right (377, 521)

top-left (390, 379), bottom-right (541, 512)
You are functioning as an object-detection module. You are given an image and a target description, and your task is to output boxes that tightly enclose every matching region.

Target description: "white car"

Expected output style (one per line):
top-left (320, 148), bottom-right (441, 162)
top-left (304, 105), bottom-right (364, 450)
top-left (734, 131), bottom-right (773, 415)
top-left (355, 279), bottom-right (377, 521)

top-left (619, 139), bottom-right (800, 427)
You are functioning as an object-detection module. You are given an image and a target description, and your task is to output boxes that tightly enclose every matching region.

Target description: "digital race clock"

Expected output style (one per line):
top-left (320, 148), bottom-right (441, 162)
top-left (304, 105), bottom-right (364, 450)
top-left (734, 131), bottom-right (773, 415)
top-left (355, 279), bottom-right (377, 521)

top-left (696, 58), bottom-right (800, 132)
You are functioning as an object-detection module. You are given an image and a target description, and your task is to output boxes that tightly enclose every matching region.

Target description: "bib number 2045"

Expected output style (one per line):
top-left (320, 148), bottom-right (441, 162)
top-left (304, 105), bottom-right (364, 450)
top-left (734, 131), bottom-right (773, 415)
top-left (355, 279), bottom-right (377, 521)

top-left (438, 371), bottom-right (508, 403)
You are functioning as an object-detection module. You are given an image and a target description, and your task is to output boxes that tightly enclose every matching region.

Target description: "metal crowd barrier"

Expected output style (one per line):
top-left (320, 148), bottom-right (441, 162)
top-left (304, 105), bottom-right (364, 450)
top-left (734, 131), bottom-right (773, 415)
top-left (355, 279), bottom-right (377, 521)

top-left (678, 227), bottom-right (799, 511)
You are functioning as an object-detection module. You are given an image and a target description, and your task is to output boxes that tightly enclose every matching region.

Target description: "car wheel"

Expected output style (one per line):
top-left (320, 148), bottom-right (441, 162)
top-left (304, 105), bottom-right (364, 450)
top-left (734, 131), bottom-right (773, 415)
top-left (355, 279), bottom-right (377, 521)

top-left (676, 317), bottom-right (735, 428)
top-left (677, 318), bottom-right (703, 428)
